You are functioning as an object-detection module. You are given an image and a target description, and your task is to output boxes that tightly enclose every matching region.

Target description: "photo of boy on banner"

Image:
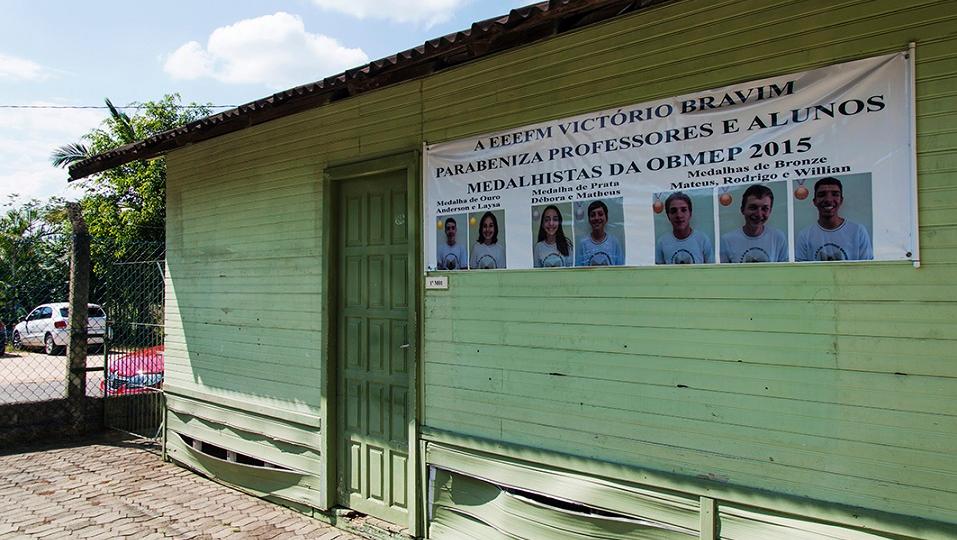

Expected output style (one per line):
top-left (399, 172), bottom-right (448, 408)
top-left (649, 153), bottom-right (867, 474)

top-left (653, 189), bottom-right (715, 264)
top-left (531, 203), bottom-right (574, 268)
top-left (794, 174), bottom-right (874, 262)
top-left (469, 209), bottom-right (507, 269)
top-left (719, 182), bottom-right (789, 264)
top-left (435, 214), bottom-right (468, 270)
top-left (574, 198), bottom-right (625, 266)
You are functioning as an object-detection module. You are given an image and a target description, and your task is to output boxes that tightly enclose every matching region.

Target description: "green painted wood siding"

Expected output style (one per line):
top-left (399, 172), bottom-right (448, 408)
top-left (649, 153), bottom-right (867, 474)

top-left (163, 0), bottom-right (957, 532)
top-left (165, 161), bottom-right (328, 424)
top-left (420, 0), bottom-right (957, 529)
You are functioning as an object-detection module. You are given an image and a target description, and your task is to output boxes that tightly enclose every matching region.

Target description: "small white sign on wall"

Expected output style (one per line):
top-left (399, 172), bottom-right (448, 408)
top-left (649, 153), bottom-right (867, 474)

top-left (425, 276), bottom-right (449, 290)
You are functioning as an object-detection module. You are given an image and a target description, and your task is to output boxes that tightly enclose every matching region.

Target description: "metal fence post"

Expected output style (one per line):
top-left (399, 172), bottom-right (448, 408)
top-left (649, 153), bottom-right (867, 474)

top-left (66, 204), bottom-right (90, 408)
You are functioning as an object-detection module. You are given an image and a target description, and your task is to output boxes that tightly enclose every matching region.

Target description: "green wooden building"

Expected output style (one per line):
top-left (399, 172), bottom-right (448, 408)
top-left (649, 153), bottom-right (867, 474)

top-left (72, 1), bottom-right (957, 538)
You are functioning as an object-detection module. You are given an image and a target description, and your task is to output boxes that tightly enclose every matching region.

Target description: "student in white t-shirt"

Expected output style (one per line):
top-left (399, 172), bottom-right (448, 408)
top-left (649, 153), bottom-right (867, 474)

top-left (575, 200), bottom-right (624, 266)
top-left (534, 205), bottom-right (573, 267)
top-left (469, 211), bottom-right (506, 269)
top-left (655, 192), bottom-right (713, 264)
top-left (720, 184), bottom-right (788, 263)
top-left (796, 177), bottom-right (873, 262)
top-left (436, 217), bottom-right (467, 270)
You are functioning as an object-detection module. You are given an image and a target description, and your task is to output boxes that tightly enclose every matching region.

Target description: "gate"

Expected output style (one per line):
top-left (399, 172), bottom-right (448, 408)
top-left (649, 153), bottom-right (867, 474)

top-left (99, 242), bottom-right (166, 439)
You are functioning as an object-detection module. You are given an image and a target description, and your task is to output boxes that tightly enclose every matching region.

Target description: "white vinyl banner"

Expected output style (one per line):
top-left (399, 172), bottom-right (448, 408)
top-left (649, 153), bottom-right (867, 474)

top-left (425, 52), bottom-right (916, 271)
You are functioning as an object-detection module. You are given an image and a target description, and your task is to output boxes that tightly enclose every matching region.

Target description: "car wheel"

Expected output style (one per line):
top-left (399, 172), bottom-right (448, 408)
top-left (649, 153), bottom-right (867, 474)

top-left (44, 334), bottom-right (61, 356)
top-left (12, 331), bottom-right (22, 350)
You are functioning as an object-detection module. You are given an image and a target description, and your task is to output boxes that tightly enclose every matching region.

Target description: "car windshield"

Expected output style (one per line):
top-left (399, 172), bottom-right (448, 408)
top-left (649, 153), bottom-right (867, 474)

top-left (58, 307), bottom-right (106, 318)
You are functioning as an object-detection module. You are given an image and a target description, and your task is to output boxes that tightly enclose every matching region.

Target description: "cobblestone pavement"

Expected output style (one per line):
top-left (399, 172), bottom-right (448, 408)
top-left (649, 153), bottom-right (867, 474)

top-left (0, 435), bottom-right (365, 539)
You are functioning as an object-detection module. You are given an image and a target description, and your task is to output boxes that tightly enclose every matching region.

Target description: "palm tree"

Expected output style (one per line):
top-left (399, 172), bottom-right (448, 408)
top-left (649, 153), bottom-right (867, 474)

top-left (50, 142), bottom-right (91, 168)
top-left (50, 98), bottom-right (135, 169)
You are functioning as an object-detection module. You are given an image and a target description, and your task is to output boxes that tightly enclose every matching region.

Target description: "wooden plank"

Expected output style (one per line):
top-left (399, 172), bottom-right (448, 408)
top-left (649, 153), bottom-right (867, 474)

top-left (426, 444), bottom-right (701, 532)
top-left (424, 296), bottom-right (957, 341)
top-left (166, 393), bottom-right (319, 448)
top-left (165, 433), bottom-right (323, 509)
top-left (422, 323), bottom-right (957, 378)
top-left (419, 269), bottom-right (956, 302)
top-left (422, 389), bottom-right (956, 488)
top-left (165, 383), bottom-right (321, 427)
top-left (424, 370), bottom-right (957, 456)
top-left (166, 293), bottom-right (323, 313)
top-left (165, 367), bottom-right (319, 401)
top-left (480, 418), bottom-right (957, 522)
top-left (169, 306), bottom-right (320, 332)
top-left (700, 497), bottom-right (716, 540)
top-left (426, 351), bottom-right (957, 434)
top-left (167, 412), bottom-right (322, 473)
top-left (422, 367), bottom-right (956, 439)
top-left (718, 502), bottom-right (903, 540)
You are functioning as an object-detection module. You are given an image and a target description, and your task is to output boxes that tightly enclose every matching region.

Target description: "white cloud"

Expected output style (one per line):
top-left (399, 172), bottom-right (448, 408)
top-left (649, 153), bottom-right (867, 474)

top-left (163, 42), bottom-right (214, 80)
top-left (0, 53), bottom-right (52, 82)
top-left (0, 104), bottom-right (105, 202)
top-left (163, 12), bottom-right (369, 89)
top-left (311, 0), bottom-right (469, 27)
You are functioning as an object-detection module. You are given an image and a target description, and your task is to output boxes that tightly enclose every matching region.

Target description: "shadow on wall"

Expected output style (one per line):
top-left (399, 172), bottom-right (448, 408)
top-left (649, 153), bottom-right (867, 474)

top-left (167, 255), bottom-right (324, 421)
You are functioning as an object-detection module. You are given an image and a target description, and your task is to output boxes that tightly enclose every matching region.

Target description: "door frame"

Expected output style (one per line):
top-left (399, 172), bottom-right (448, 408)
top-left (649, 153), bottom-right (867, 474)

top-left (320, 150), bottom-right (422, 536)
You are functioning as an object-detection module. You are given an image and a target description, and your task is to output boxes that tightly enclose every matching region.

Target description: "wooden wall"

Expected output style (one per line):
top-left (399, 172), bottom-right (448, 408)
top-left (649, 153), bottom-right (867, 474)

top-left (163, 0), bottom-right (957, 535)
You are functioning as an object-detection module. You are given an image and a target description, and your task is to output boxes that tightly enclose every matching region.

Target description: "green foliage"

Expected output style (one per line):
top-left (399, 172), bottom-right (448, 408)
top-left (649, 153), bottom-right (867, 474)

top-left (0, 196), bottom-right (69, 325)
top-left (0, 95), bottom-right (211, 328)
top-left (54, 94), bottom-right (211, 262)
top-left (49, 142), bottom-right (91, 168)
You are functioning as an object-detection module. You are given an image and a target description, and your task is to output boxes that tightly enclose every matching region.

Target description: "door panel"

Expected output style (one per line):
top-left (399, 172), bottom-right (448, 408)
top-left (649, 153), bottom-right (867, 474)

top-left (336, 171), bottom-right (410, 525)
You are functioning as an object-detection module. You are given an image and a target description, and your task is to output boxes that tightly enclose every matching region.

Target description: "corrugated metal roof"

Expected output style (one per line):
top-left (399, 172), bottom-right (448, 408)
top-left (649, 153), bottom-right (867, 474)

top-left (69, 0), bottom-right (665, 180)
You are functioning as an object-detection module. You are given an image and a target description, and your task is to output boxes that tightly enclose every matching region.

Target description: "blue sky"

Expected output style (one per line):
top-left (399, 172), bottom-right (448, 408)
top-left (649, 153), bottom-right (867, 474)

top-left (0, 0), bottom-right (530, 202)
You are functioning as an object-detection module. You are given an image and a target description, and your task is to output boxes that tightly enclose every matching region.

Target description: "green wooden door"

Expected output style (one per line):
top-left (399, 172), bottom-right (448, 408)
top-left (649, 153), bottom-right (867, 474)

top-left (335, 171), bottom-right (411, 525)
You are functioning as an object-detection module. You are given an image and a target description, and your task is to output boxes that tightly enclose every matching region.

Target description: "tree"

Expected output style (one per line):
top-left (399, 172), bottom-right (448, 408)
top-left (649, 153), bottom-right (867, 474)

top-left (51, 94), bottom-right (211, 259)
top-left (0, 196), bottom-right (69, 325)
top-left (47, 95), bottom-right (211, 342)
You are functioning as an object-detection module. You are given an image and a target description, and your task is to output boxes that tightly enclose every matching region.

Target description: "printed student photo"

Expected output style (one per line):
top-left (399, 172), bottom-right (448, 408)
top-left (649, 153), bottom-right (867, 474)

top-left (435, 214), bottom-right (468, 270)
top-left (531, 203), bottom-right (574, 268)
top-left (469, 210), bottom-right (507, 269)
top-left (793, 174), bottom-right (873, 262)
top-left (573, 198), bottom-right (625, 266)
top-left (653, 189), bottom-right (715, 265)
top-left (718, 182), bottom-right (789, 263)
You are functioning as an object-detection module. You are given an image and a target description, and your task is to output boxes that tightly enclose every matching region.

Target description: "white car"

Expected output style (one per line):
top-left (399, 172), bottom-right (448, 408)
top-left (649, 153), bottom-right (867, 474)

top-left (12, 303), bottom-right (107, 355)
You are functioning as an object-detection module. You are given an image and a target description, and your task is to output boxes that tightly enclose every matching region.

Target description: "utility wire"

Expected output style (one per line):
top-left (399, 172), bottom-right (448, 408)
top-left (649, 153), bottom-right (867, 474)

top-left (0, 104), bottom-right (236, 110)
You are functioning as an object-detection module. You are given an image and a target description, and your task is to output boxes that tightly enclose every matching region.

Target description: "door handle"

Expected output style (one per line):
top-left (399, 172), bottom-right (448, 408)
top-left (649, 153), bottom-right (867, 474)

top-left (399, 343), bottom-right (411, 349)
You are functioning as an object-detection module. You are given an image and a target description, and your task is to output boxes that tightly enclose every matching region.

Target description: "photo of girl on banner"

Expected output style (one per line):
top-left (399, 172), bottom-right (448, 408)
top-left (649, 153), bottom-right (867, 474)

top-left (793, 173), bottom-right (874, 262)
top-left (653, 189), bottom-right (715, 265)
top-left (469, 210), bottom-right (507, 269)
top-left (435, 213), bottom-right (468, 270)
top-left (718, 181), bottom-right (789, 264)
top-left (574, 197), bottom-right (625, 266)
top-left (531, 203), bottom-right (574, 268)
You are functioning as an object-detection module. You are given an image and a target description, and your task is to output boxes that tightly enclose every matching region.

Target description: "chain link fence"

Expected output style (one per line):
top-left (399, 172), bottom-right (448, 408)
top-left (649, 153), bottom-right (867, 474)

top-left (0, 234), bottom-right (165, 446)
top-left (0, 236), bottom-right (105, 403)
top-left (98, 241), bottom-right (166, 438)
